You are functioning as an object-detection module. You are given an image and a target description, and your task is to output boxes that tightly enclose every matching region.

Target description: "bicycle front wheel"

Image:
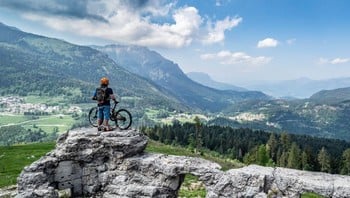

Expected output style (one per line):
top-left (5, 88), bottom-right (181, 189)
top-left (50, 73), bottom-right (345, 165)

top-left (88, 107), bottom-right (98, 127)
top-left (115, 109), bottom-right (132, 130)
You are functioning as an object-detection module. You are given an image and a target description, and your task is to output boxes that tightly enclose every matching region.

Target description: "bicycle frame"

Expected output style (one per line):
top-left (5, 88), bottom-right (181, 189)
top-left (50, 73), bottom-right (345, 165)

top-left (89, 101), bottom-right (132, 130)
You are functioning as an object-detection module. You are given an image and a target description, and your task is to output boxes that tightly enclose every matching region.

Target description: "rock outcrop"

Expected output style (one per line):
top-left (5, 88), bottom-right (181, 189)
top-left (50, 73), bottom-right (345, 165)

top-left (16, 128), bottom-right (350, 198)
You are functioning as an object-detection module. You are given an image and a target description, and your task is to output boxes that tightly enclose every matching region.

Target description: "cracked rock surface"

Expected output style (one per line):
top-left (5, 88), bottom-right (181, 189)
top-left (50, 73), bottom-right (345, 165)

top-left (15, 128), bottom-right (350, 198)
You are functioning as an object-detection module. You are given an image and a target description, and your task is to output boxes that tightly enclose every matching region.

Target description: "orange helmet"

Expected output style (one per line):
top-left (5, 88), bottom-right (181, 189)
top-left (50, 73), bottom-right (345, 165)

top-left (100, 77), bottom-right (109, 85)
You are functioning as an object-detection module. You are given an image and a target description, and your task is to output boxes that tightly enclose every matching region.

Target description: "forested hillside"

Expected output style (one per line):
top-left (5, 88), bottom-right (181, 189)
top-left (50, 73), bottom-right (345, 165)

top-left (142, 122), bottom-right (350, 175)
top-left (217, 98), bottom-right (350, 140)
top-left (0, 22), bottom-right (185, 111)
top-left (309, 87), bottom-right (350, 104)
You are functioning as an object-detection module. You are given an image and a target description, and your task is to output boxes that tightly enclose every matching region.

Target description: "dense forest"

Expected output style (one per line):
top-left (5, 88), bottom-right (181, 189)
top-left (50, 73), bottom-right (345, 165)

top-left (141, 120), bottom-right (350, 175)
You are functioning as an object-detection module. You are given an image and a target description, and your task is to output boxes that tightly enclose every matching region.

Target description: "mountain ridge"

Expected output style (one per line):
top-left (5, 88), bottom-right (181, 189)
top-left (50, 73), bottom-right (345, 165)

top-left (310, 87), bottom-right (350, 104)
top-left (0, 22), bottom-right (185, 111)
top-left (245, 77), bottom-right (350, 98)
top-left (93, 44), bottom-right (270, 111)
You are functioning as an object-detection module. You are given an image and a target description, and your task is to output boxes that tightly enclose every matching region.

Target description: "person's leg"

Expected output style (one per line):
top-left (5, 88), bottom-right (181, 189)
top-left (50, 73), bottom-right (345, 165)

top-left (102, 105), bottom-right (111, 130)
top-left (97, 106), bottom-right (104, 130)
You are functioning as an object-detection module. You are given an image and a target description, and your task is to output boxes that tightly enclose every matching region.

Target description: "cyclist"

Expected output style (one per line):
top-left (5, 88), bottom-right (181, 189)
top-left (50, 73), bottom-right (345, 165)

top-left (92, 77), bottom-right (117, 131)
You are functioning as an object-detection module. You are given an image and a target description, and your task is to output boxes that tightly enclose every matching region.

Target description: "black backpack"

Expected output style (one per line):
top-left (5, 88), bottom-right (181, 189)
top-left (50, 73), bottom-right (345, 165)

top-left (96, 87), bottom-right (108, 103)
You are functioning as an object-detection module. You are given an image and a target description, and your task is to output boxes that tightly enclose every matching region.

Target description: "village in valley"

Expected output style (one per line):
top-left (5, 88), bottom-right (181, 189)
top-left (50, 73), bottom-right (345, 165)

top-left (0, 96), bottom-right (81, 115)
top-left (0, 96), bottom-right (83, 134)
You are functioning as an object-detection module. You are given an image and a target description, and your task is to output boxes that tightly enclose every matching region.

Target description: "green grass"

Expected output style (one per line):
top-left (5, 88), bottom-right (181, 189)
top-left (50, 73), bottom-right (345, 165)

top-left (0, 114), bottom-right (76, 134)
top-left (301, 192), bottom-right (325, 198)
top-left (178, 174), bottom-right (206, 198)
top-left (21, 114), bottom-right (75, 133)
top-left (0, 142), bottom-right (56, 187)
top-left (0, 115), bottom-right (31, 125)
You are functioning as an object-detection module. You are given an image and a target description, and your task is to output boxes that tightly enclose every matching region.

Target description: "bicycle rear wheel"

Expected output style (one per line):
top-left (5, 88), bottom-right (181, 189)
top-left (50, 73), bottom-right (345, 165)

top-left (115, 109), bottom-right (132, 130)
top-left (109, 111), bottom-right (117, 129)
top-left (88, 107), bottom-right (98, 127)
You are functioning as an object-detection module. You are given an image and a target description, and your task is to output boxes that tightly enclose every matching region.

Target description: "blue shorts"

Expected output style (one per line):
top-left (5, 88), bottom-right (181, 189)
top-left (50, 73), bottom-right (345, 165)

top-left (97, 105), bottom-right (110, 120)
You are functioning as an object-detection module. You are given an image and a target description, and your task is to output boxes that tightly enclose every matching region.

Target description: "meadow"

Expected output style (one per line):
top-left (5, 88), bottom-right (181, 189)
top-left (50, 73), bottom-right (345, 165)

top-left (0, 114), bottom-right (76, 134)
top-left (0, 142), bottom-right (55, 187)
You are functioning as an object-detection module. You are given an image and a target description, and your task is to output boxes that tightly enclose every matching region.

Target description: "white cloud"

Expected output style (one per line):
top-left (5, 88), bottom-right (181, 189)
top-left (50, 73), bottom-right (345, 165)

top-left (202, 16), bottom-right (242, 44)
top-left (201, 50), bottom-right (272, 65)
top-left (14, 0), bottom-right (241, 48)
top-left (331, 58), bottom-right (350, 64)
top-left (257, 38), bottom-right (279, 48)
top-left (318, 57), bottom-right (350, 65)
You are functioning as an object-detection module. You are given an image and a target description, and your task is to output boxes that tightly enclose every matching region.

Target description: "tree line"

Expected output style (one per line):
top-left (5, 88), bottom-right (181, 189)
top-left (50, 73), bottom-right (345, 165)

top-left (141, 120), bottom-right (350, 175)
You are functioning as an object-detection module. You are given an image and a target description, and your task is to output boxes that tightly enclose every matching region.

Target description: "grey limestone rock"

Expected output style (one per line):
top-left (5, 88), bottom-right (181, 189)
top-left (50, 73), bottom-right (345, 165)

top-left (15, 127), bottom-right (350, 198)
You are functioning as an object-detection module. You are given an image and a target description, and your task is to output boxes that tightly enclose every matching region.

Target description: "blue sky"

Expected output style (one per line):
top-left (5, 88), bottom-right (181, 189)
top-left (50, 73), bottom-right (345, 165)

top-left (0, 0), bottom-right (349, 85)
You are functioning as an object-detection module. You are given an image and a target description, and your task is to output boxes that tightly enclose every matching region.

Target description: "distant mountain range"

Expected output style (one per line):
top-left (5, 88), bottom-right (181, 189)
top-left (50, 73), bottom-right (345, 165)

top-left (93, 44), bottom-right (269, 111)
top-left (186, 72), bottom-right (247, 92)
top-left (186, 71), bottom-right (350, 100)
top-left (244, 77), bottom-right (350, 98)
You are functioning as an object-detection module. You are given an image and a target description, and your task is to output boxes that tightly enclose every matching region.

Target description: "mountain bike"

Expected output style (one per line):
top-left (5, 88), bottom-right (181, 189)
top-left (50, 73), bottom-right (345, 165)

top-left (88, 101), bottom-right (132, 130)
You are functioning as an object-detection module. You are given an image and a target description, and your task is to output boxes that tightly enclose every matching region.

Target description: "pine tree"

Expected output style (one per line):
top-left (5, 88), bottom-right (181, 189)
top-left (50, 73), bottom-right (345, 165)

top-left (276, 147), bottom-right (283, 166)
top-left (243, 146), bottom-right (258, 165)
top-left (318, 147), bottom-right (331, 173)
top-left (267, 133), bottom-right (277, 161)
top-left (287, 142), bottom-right (301, 169)
top-left (280, 132), bottom-right (291, 151)
top-left (188, 133), bottom-right (196, 151)
top-left (194, 116), bottom-right (203, 154)
top-left (279, 151), bottom-right (288, 167)
top-left (341, 148), bottom-right (350, 175)
top-left (257, 144), bottom-right (269, 166)
top-left (301, 150), bottom-right (311, 171)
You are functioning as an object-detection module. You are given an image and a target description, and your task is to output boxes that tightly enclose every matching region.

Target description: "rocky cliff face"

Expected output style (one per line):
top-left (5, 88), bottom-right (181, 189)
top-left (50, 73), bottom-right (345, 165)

top-left (16, 128), bottom-right (350, 198)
